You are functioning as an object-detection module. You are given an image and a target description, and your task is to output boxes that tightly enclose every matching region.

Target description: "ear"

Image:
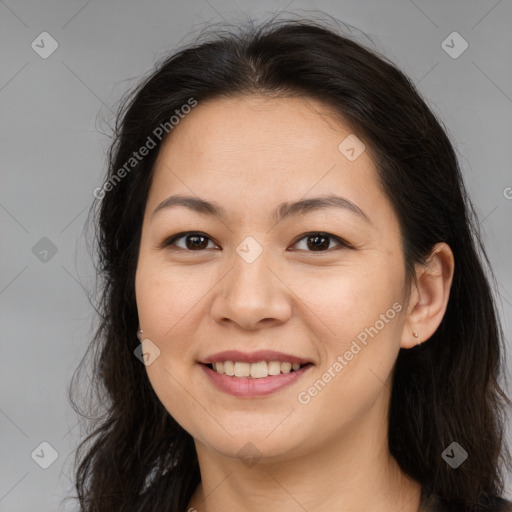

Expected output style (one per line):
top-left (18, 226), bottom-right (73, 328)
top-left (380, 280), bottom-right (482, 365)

top-left (400, 242), bottom-right (455, 349)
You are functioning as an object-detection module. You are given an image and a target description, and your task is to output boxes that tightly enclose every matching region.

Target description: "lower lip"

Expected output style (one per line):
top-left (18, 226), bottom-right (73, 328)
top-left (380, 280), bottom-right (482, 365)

top-left (200, 364), bottom-right (313, 397)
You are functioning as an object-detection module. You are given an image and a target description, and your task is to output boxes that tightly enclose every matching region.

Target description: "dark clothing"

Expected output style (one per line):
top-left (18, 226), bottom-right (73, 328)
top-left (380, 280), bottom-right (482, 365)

top-left (420, 486), bottom-right (512, 511)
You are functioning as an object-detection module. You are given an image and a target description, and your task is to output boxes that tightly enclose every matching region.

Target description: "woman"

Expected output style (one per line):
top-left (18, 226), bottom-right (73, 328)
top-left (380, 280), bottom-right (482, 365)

top-left (70, 17), bottom-right (512, 512)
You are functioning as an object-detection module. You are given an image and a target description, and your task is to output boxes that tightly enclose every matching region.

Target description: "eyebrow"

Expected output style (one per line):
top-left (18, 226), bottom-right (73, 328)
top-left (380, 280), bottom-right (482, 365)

top-left (151, 194), bottom-right (370, 224)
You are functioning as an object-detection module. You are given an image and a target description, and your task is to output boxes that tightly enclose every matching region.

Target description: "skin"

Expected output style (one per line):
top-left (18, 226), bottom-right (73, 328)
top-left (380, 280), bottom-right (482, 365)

top-left (134, 95), bottom-right (454, 512)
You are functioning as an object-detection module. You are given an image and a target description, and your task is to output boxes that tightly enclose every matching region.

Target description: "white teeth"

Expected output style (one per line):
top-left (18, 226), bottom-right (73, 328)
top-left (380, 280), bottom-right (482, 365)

top-left (280, 362), bottom-right (292, 374)
top-left (234, 362), bottom-right (250, 377)
top-left (209, 360), bottom-right (305, 378)
top-left (250, 361), bottom-right (269, 378)
top-left (268, 361), bottom-right (281, 375)
top-left (224, 361), bottom-right (235, 376)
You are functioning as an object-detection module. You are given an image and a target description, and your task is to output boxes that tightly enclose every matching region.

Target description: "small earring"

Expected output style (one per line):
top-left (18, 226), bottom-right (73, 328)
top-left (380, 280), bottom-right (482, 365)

top-left (413, 331), bottom-right (422, 345)
top-left (137, 329), bottom-right (143, 341)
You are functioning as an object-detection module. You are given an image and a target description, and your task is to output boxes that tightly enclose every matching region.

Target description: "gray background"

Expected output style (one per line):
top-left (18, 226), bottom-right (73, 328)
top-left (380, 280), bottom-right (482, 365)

top-left (1, 0), bottom-right (511, 510)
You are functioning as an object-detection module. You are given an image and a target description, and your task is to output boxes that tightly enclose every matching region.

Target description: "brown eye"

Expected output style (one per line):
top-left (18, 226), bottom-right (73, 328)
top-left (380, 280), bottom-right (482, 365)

top-left (162, 232), bottom-right (218, 251)
top-left (184, 234), bottom-right (209, 250)
top-left (291, 232), bottom-right (350, 252)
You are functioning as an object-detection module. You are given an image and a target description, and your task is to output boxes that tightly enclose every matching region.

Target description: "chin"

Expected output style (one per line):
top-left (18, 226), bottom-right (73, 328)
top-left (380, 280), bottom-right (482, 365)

top-left (194, 428), bottom-right (310, 464)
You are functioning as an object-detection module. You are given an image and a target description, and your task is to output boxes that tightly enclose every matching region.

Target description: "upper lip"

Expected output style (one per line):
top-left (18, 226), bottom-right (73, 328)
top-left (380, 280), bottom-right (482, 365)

top-left (200, 350), bottom-right (312, 365)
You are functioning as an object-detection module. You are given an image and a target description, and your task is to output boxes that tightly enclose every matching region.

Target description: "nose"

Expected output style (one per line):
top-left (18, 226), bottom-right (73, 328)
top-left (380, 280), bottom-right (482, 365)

top-left (210, 247), bottom-right (292, 331)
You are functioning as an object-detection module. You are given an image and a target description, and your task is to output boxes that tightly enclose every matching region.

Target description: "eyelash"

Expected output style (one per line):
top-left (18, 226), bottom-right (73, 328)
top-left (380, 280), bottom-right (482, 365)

top-left (160, 231), bottom-right (352, 253)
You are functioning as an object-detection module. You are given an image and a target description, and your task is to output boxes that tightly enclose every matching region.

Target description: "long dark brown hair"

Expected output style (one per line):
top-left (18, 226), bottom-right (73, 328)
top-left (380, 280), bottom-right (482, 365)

top-left (67, 16), bottom-right (512, 512)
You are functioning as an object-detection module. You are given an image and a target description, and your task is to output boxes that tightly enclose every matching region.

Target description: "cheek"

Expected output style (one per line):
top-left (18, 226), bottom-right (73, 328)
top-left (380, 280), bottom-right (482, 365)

top-left (135, 258), bottom-right (215, 437)
top-left (293, 271), bottom-right (403, 434)
top-left (135, 254), bottom-right (214, 348)
top-left (291, 260), bottom-right (405, 414)
top-left (291, 261), bottom-right (403, 350)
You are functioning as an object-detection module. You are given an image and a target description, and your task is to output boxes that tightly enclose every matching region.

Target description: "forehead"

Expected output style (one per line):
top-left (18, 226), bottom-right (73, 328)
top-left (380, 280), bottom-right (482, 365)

top-left (154, 95), bottom-right (356, 171)
top-left (146, 95), bottom-right (389, 226)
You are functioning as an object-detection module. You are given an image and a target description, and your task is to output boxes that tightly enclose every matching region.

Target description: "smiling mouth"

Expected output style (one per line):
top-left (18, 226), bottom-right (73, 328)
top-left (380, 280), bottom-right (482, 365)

top-left (204, 361), bottom-right (313, 379)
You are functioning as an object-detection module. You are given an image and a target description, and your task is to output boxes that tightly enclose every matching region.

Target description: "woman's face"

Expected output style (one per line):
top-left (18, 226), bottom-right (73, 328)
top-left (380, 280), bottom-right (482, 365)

top-left (135, 95), bottom-right (412, 462)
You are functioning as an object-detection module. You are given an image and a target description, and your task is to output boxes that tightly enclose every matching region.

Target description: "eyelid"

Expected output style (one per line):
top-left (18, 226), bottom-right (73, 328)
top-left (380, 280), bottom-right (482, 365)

top-left (160, 231), bottom-right (352, 252)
